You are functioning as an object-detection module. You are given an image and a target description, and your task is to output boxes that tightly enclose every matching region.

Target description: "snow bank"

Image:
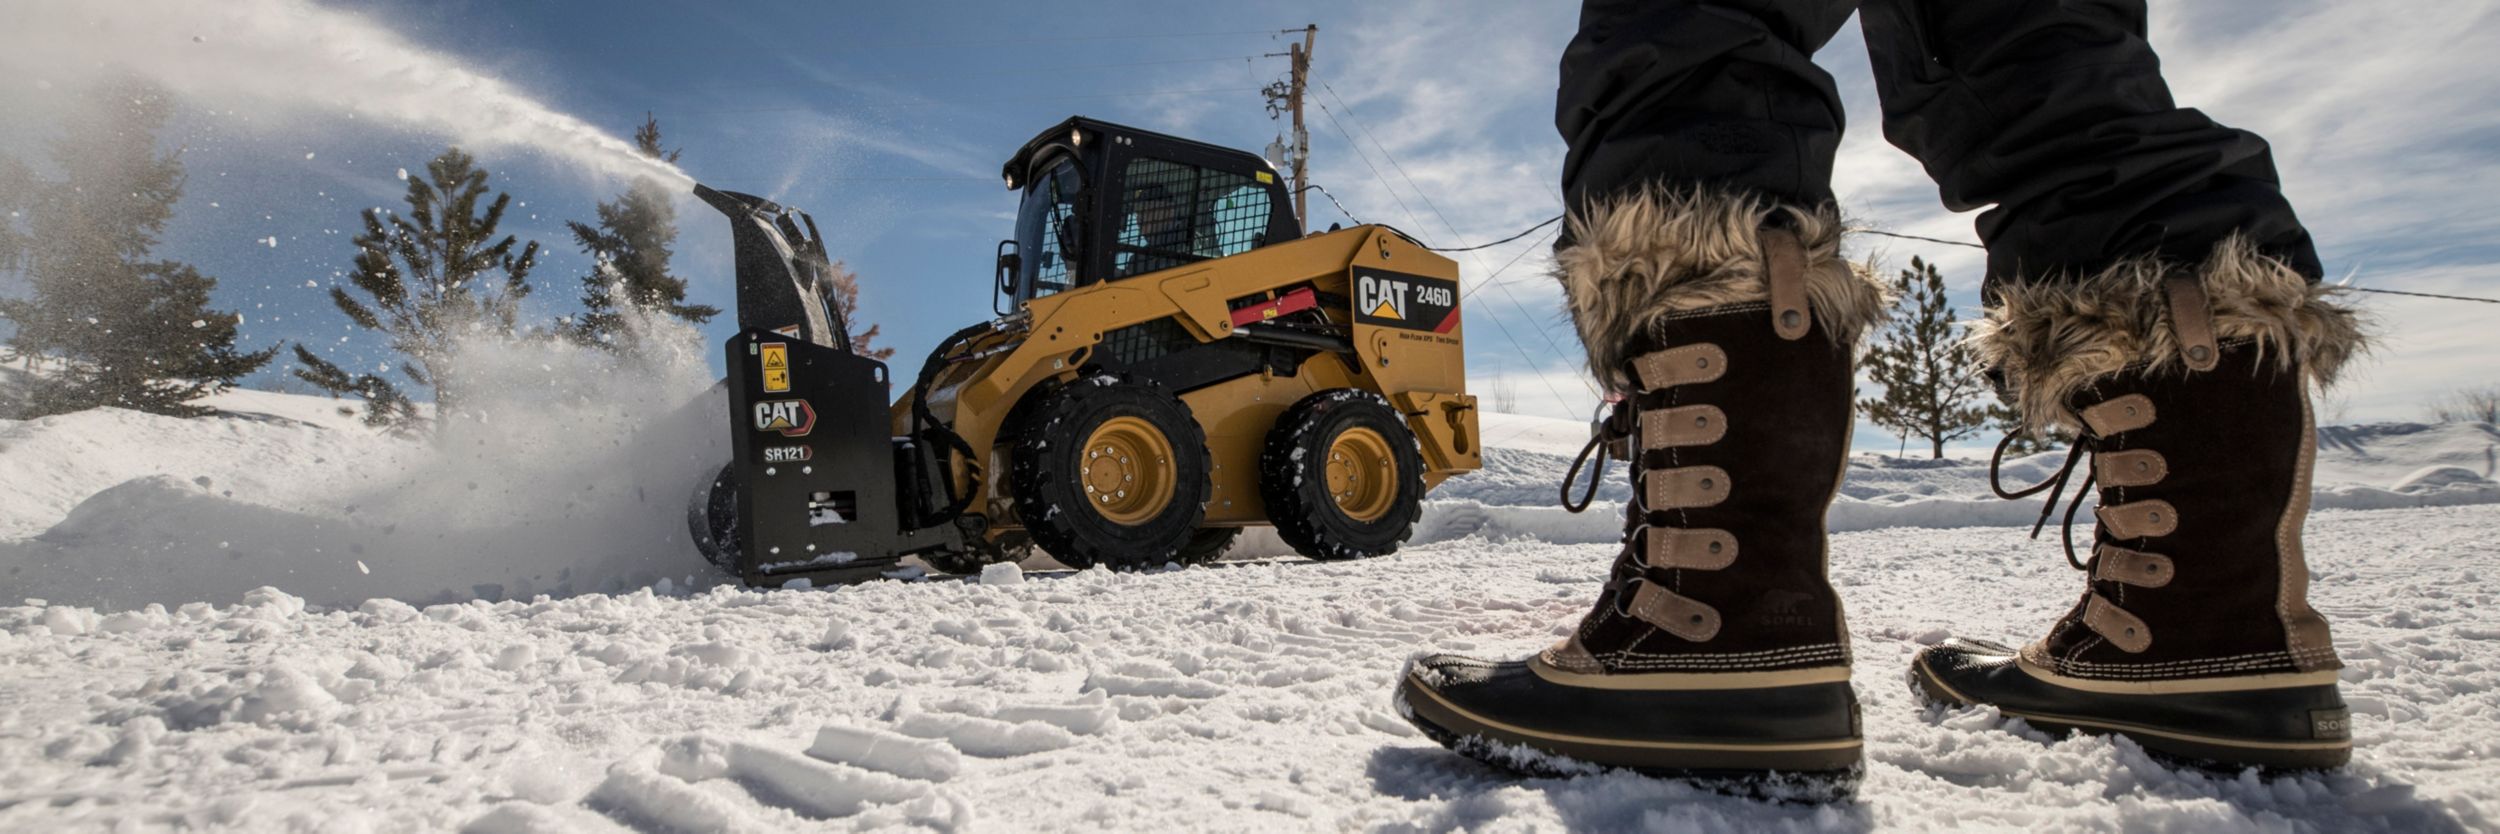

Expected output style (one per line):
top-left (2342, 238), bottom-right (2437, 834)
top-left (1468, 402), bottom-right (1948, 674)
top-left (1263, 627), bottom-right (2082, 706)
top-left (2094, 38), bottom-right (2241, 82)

top-left (7, 391), bottom-right (2496, 610)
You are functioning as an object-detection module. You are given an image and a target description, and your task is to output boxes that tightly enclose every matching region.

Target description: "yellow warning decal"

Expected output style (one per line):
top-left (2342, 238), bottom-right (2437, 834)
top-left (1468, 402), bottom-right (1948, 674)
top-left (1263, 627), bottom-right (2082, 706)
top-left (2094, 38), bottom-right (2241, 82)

top-left (1256, 171), bottom-right (1275, 184)
top-left (760, 344), bottom-right (790, 393)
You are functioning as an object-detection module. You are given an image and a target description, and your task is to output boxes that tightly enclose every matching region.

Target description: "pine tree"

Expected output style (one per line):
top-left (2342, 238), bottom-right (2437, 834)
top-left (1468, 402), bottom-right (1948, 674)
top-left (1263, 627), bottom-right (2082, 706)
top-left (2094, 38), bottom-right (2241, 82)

top-left (1989, 401), bottom-right (2065, 457)
top-left (1858, 256), bottom-right (1989, 458)
top-left (0, 81), bottom-right (276, 418)
top-left (568, 113), bottom-right (716, 350)
top-left (824, 259), bottom-right (894, 360)
top-left (293, 147), bottom-right (539, 428)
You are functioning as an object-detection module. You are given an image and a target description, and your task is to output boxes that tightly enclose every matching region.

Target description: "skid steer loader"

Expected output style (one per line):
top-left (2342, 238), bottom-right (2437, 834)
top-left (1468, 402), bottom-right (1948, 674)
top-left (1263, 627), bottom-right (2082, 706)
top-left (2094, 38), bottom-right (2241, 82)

top-left (689, 116), bottom-right (1479, 586)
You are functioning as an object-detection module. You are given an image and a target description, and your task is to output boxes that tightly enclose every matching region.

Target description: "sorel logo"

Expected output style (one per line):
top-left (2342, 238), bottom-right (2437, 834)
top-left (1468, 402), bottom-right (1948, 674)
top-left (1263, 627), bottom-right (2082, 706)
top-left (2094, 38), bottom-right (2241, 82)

top-left (1757, 589), bottom-right (1816, 628)
top-left (2311, 709), bottom-right (2351, 740)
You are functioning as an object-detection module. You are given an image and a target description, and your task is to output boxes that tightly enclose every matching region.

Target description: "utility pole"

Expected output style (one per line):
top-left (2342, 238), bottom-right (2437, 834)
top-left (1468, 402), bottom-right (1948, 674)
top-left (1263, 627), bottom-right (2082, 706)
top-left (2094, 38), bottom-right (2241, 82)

top-left (1263, 25), bottom-right (1317, 232)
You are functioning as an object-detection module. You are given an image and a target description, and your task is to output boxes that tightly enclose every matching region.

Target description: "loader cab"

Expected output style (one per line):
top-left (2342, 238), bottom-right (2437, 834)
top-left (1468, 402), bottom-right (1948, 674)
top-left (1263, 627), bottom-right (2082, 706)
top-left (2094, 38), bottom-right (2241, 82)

top-left (998, 117), bottom-right (1301, 312)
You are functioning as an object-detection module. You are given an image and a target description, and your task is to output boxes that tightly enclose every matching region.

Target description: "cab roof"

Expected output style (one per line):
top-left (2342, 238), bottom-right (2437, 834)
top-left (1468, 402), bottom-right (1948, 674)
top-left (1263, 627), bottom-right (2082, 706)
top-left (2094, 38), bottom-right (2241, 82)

top-left (1001, 116), bottom-right (1275, 189)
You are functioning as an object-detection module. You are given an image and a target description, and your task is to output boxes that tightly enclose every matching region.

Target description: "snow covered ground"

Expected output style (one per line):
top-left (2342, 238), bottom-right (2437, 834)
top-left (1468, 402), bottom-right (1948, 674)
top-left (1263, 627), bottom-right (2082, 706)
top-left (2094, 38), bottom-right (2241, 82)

top-left (3, 391), bottom-right (2498, 831)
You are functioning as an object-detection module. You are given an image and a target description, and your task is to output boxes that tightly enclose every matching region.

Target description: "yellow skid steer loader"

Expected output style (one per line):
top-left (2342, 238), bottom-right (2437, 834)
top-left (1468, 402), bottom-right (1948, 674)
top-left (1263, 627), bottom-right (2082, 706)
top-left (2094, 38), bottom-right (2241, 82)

top-left (689, 117), bottom-right (1479, 585)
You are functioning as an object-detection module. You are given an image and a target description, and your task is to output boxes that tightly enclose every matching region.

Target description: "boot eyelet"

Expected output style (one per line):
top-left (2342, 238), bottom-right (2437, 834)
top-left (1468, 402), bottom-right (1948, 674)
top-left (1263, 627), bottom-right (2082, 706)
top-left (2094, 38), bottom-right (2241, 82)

top-left (1695, 357), bottom-right (1710, 369)
top-left (2124, 627), bottom-right (2138, 637)
top-left (2147, 512), bottom-right (2162, 523)
top-left (1707, 541), bottom-right (1723, 554)
top-left (1689, 614), bottom-right (1706, 625)
top-left (1694, 416), bottom-right (1708, 428)
top-left (2145, 564), bottom-right (2162, 574)
top-left (1780, 310), bottom-right (1802, 329)
top-left (2135, 461), bottom-right (2150, 472)
top-left (2188, 345), bottom-right (2212, 362)
top-left (1698, 478), bottom-right (1716, 490)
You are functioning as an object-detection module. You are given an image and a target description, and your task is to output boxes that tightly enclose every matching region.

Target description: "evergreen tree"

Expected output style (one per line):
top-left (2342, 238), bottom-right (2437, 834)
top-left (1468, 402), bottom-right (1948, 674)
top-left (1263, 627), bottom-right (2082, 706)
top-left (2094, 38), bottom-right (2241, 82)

top-left (1989, 401), bottom-right (2065, 457)
top-left (824, 259), bottom-right (894, 360)
top-left (568, 113), bottom-right (715, 350)
top-left (1858, 256), bottom-right (1989, 458)
top-left (293, 147), bottom-right (539, 428)
top-left (0, 82), bottom-right (276, 418)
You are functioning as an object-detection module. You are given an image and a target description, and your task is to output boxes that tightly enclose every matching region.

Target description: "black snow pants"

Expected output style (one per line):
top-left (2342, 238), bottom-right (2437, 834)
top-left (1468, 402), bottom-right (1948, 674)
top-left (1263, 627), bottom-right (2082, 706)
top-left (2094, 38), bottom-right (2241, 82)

top-left (1555, 0), bottom-right (2323, 286)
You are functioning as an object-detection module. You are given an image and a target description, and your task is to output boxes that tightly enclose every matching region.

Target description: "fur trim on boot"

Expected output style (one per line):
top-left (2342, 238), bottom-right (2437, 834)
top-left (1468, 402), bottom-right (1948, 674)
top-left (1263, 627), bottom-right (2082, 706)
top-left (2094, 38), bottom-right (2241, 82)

top-left (1971, 235), bottom-right (2370, 436)
top-left (1553, 186), bottom-right (1887, 393)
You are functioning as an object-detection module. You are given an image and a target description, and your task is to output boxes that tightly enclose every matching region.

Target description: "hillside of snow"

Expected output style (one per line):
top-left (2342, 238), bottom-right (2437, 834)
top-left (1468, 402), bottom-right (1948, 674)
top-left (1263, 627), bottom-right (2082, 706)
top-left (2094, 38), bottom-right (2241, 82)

top-left (9, 392), bottom-right (2493, 611)
top-left (4, 389), bottom-right (2498, 831)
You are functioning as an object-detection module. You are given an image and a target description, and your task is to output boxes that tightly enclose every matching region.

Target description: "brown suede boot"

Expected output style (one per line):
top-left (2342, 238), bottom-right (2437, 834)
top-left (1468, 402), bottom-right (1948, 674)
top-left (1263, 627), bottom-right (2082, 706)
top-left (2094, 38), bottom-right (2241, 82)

top-left (1913, 236), bottom-right (2368, 770)
top-left (1397, 189), bottom-right (1885, 781)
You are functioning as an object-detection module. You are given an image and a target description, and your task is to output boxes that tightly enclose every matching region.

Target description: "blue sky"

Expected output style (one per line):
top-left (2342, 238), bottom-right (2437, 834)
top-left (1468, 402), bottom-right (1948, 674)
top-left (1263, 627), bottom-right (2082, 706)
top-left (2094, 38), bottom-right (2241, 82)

top-left (4, 0), bottom-right (2497, 455)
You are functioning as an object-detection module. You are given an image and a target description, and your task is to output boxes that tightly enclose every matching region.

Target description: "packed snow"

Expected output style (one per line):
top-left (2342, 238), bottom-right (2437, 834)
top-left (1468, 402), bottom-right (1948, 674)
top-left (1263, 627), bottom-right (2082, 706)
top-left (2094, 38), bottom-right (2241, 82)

top-left (2, 393), bottom-right (2497, 831)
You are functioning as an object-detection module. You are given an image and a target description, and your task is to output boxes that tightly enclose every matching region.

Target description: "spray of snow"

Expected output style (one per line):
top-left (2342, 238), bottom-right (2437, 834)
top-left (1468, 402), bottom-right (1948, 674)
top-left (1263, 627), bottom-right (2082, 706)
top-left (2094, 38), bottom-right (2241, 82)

top-left (1, 0), bottom-right (693, 188)
top-left (0, 312), bottom-right (730, 609)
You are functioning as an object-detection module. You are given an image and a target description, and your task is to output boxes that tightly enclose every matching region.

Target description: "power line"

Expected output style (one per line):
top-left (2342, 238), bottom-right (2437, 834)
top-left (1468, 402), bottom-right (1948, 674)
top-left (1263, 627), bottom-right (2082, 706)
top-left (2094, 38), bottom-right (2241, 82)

top-left (660, 55), bottom-right (1268, 93)
top-left (835, 29), bottom-right (1283, 50)
top-left (2336, 286), bottom-right (2500, 304)
top-left (1317, 83), bottom-right (1600, 401)
top-left (680, 87), bottom-right (1263, 116)
top-left (1846, 227), bottom-right (2500, 304)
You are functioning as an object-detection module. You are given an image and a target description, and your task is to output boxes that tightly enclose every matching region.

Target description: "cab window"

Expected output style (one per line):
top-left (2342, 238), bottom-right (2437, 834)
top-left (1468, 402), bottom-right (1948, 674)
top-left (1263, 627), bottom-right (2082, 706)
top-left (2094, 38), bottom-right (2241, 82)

top-left (1111, 157), bottom-right (1272, 280)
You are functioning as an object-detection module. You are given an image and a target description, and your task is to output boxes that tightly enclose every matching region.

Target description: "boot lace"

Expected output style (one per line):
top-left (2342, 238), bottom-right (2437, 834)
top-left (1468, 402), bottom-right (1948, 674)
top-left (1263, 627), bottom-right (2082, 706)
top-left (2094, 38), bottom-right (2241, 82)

top-left (1560, 399), bottom-right (1654, 614)
top-left (1990, 432), bottom-right (2099, 571)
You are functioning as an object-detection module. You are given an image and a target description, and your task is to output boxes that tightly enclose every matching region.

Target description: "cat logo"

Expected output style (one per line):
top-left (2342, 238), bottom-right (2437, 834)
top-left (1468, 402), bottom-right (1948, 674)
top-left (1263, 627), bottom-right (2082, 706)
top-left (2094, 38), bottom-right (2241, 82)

top-left (1358, 274), bottom-right (1410, 321)
top-left (752, 399), bottom-right (816, 437)
top-left (1353, 269), bottom-right (1461, 334)
top-left (760, 343), bottom-right (790, 393)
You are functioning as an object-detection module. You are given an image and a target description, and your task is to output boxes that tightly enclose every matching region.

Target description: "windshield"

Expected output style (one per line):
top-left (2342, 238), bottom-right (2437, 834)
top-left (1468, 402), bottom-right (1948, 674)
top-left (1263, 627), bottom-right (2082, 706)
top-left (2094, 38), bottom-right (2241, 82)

top-left (1013, 158), bottom-right (1082, 299)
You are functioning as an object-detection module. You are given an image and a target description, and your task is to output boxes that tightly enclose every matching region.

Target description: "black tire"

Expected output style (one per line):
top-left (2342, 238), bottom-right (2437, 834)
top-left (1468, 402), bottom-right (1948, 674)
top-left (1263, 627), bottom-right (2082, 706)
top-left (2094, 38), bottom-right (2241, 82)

top-left (920, 533), bottom-right (1035, 575)
top-left (688, 462), bottom-right (741, 571)
top-left (1009, 375), bottom-right (1210, 571)
top-left (1259, 390), bottom-right (1425, 561)
top-left (1174, 528), bottom-right (1240, 566)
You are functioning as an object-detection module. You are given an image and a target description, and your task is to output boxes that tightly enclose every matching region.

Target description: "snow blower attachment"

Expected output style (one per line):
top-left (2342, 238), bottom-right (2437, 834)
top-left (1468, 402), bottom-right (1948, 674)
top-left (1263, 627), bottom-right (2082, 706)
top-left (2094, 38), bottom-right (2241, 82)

top-left (690, 117), bottom-right (1482, 586)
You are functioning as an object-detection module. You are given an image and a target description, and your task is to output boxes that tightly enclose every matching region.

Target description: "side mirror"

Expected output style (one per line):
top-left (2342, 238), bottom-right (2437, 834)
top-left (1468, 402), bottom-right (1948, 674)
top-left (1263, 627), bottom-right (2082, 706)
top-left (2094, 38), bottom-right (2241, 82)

top-left (995, 240), bottom-right (1021, 296)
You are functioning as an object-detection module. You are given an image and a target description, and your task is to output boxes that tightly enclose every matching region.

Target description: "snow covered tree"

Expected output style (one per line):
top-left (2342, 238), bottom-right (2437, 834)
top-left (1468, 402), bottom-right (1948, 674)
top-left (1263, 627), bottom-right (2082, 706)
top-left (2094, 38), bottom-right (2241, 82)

top-left (567, 113), bottom-right (716, 351)
top-left (0, 82), bottom-right (276, 419)
top-left (823, 259), bottom-right (893, 360)
top-left (293, 147), bottom-right (539, 428)
top-left (1858, 256), bottom-right (1988, 459)
top-left (0, 156), bottom-right (29, 276)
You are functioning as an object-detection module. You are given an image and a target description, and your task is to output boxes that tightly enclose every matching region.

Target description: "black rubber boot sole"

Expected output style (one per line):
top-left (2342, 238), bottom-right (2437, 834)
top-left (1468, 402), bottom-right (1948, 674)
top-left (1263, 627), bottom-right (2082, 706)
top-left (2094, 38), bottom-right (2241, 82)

top-left (1394, 656), bottom-right (1863, 798)
top-left (1910, 639), bottom-right (2351, 772)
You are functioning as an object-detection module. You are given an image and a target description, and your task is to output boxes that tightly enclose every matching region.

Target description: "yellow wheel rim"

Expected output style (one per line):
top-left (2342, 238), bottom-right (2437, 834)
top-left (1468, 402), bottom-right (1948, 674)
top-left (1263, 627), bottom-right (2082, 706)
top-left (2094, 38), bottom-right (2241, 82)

top-left (1325, 427), bottom-right (1396, 523)
top-left (1080, 416), bottom-right (1177, 525)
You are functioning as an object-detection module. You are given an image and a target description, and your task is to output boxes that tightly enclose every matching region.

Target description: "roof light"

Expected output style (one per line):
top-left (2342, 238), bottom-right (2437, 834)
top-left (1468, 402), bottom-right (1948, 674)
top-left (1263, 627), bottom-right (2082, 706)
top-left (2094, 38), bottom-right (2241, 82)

top-left (1070, 128), bottom-right (1084, 147)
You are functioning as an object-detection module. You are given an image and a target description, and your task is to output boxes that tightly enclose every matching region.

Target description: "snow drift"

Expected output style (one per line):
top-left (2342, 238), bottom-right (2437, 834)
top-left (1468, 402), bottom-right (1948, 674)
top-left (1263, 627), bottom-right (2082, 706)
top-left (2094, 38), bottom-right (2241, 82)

top-left (6, 392), bottom-right (2497, 612)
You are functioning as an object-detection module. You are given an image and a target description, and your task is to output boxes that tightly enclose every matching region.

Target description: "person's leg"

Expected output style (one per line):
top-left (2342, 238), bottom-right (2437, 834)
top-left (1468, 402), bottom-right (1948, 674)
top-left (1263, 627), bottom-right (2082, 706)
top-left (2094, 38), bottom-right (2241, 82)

top-left (1860, 0), bottom-right (2366, 768)
top-left (1396, 0), bottom-right (1884, 782)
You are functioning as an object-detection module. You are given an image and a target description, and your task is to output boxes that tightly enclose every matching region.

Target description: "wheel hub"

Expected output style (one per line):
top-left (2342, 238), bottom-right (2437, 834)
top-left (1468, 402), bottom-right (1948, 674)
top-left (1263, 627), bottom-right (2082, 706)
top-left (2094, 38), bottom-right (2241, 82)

top-left (1325, 426), bottom-right (1396, 522)
top-left (1080, 416), bottom-right (1177, 525)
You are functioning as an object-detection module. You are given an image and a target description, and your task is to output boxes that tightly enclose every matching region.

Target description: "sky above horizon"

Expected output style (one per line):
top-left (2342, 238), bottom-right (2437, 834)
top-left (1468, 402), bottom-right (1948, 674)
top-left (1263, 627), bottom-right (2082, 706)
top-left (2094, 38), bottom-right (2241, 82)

top-left (2, 0), bottom-right (2496, 455)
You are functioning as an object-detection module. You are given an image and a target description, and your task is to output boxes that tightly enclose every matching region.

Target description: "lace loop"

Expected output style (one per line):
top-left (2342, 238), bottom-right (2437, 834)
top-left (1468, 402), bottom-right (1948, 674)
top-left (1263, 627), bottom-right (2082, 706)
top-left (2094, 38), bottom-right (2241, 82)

top-left (1562, 400), bottom-right (1633, 513)
top-left (1990, 431), bottom-right (2102, 571)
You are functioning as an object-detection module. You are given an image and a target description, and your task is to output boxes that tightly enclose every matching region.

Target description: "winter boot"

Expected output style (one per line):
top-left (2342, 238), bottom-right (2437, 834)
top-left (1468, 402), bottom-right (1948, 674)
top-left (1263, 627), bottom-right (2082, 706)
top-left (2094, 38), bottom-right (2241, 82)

top-left (1913, 236), bottom-right (2368, 770)
top-left (1396, 189), bottom-right (1886, 780)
